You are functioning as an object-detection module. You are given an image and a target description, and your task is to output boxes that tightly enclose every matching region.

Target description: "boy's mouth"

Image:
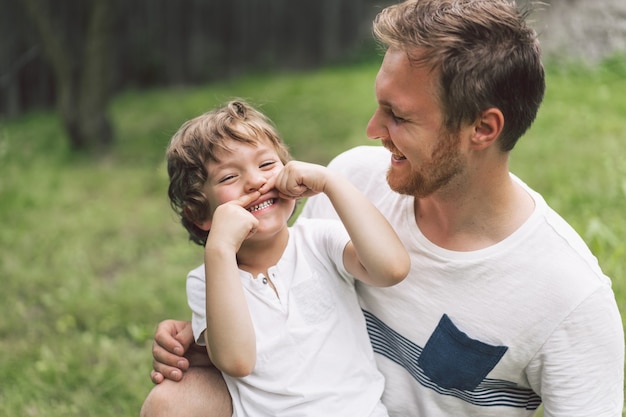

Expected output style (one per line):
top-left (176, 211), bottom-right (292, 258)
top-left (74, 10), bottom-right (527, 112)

top-left (247, 198), bottom-right (275, 213)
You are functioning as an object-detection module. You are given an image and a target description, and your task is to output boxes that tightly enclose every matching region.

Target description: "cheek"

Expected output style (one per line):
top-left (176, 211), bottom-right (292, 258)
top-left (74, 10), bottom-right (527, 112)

top-left (287, 198), bottom-right (297, 213)
top-left (395, 127), bottom-right (438, 156)
top-left (208, 188), bottom-right (237, 208)
top-left (279, 198), bottom-right (298, 218)
top-left (271, 164), bottom-right (285, 177)
top-left (390, 129), bottom-right (418, 155)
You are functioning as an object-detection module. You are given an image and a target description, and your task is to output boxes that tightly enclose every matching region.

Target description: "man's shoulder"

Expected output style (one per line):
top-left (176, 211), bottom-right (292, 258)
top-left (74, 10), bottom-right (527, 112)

top-left (290, 217), bottom-right (344, 235)
top-left (327, 146), bottom-right (389, 173)
top-left (327, 146), bottom-right (390, 189)
top-left (301, 146), bottom-right (394, 220)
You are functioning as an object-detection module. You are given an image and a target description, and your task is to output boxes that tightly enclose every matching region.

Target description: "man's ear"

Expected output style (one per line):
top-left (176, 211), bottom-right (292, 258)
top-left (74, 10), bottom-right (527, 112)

top-left (471, 107), bottom-right (504, 150)
top-left (185, 206), bottom-right (212, 231)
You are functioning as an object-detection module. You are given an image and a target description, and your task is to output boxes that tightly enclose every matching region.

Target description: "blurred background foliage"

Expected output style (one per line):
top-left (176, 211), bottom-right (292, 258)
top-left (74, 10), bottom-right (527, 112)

top-left (2, 0), bottom-right (390, 152)
top-left (2, 0), bottom-right (626, 152)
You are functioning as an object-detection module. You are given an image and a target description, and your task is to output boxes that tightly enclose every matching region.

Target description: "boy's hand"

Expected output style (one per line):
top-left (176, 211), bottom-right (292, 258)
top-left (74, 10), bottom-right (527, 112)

top-left (207, 191), bottom-right (261, 251)
top-left (274, 161), bottom-right (329, 199)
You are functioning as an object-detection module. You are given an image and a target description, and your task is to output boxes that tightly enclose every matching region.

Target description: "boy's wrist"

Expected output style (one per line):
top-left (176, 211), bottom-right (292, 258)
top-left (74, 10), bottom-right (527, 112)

top-left (204, 240), bottom-right (238, 259)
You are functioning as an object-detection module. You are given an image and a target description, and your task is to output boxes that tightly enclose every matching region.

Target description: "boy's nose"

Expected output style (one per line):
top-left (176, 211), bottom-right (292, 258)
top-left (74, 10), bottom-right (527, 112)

top-left (246, 175), bottom-right (267, 193)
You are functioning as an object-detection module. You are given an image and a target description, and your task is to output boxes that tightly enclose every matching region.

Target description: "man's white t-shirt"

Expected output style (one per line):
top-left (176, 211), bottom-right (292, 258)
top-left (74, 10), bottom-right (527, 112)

top-left (300, 146), bottom-right (624, 417)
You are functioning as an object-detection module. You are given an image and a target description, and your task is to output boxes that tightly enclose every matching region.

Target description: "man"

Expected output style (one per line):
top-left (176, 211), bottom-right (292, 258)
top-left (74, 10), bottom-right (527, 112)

top-left (142, 0), bottom-right (624, 416)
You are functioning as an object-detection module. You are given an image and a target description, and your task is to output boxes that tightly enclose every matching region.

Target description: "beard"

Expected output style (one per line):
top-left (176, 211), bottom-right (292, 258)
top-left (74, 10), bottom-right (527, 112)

top-left (386, 130), bottom-right (463, 198)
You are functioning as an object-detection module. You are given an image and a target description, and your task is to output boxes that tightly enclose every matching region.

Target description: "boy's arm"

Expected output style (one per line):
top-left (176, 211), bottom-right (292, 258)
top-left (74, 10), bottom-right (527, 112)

top-left (202, 193), bottom-right (260, 377)
top-left (274, 161), bottom-right (409, 287)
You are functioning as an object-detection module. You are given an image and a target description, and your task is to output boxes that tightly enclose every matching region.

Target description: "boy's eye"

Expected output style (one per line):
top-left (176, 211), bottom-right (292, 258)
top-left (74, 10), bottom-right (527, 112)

top-left (217, 174), bottom-right (236, 184)
top-left (260, 161), bottom-right (277, 169)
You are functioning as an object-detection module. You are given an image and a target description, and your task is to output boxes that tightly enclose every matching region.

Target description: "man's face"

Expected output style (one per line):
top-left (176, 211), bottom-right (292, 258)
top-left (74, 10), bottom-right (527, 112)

top-left (366, 48), bottom-right (464, 198)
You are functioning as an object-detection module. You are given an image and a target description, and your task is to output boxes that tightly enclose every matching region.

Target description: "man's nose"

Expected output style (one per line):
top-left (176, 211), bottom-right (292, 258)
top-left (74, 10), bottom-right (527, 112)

top-left (366, 109), bottom-right (387, 141)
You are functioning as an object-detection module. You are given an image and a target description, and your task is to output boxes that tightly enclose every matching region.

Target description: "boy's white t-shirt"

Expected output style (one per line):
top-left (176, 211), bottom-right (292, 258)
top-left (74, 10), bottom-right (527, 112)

top-left (187, 218), bottom-right (389, 417)
top-left (300, 146), bottom-right (624, 417)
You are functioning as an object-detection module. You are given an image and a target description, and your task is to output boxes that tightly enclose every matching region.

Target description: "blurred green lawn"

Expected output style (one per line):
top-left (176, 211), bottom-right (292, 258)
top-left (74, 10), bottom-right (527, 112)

top-left (1, 58), bottom-right (624, 416)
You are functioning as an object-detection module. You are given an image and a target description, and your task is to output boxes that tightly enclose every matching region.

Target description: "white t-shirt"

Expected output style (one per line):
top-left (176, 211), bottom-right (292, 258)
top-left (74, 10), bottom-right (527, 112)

top-left (187, 218), bottom-right (389, 417)
top-left (300, 146), bottom-right (624, 417)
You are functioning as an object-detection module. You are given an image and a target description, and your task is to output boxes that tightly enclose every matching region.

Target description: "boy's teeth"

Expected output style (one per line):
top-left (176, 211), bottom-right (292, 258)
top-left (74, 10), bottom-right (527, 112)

top-left (248, 199), bottom-right (274, 213)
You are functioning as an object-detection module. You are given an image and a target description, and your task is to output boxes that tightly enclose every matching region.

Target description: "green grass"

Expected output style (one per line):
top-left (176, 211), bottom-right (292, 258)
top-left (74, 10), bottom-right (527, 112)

top-left (1, 57), bottom-right (624, 416)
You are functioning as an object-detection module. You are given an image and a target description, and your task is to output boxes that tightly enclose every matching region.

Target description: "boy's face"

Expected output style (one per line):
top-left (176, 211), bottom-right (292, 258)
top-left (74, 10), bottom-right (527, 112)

top-left (200, 138), bottom-right (295, 237)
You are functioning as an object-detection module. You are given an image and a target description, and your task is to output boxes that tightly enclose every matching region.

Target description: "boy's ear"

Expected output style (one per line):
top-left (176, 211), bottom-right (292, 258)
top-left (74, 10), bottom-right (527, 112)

top-left (471, 107), bottom-right (504, 150)
top-left (184, 206), bottom-right (212, 231)
top-left (195, 219), bottom-right (212, 232)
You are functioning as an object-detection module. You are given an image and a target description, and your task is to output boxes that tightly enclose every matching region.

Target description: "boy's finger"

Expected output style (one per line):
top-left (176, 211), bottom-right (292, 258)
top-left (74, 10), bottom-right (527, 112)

top-left (233, 191), bottom-right (262, 208)
top-left (259, 173), bottom-right (277, 194)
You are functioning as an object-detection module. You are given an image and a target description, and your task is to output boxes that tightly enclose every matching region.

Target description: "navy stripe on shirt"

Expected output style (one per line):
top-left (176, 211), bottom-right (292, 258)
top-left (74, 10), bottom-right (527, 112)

top-left (364, 310), bottom-right (542, 410)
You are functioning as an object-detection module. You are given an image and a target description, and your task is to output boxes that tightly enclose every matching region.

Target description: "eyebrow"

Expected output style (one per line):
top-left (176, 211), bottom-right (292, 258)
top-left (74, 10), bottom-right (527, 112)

top-left (210, 145), bottom-right (277, 169)
top-left (379, 100), bottom-right (409, 117)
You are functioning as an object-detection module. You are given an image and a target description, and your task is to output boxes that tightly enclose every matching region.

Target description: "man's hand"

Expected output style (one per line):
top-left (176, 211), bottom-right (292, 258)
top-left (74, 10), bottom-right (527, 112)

top-left (150, 320), bottom-right (195, 384)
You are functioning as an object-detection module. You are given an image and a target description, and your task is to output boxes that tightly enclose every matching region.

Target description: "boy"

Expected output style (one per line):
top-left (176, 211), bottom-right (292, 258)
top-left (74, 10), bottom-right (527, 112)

top-left (165, 100), bottom-right (410, 417)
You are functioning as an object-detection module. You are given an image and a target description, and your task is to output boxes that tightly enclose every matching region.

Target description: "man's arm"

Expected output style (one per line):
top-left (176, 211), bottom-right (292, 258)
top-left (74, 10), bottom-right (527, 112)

top-left (526, 287), bottom-right (624, 416)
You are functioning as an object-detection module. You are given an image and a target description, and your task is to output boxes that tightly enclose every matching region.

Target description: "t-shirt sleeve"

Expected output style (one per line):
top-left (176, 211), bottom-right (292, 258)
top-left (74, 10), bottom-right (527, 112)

top-left (186, 264), bottom-right (208, 345)
top-left (295, 218), bottom-right (353, 283)
top-left (525, 285), bottom-right (624, 416)
top-left (320, 219), bottom-right (352, 279)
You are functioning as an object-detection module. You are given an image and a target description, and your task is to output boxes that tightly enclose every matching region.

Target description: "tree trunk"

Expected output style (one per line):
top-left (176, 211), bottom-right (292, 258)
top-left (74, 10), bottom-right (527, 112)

top-left (22, 0), bottom-right (115, 152)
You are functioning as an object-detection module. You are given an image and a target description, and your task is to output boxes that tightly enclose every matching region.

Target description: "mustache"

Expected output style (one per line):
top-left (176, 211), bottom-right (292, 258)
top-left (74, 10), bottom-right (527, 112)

top-left (382, 141), bottom-right (402, 155)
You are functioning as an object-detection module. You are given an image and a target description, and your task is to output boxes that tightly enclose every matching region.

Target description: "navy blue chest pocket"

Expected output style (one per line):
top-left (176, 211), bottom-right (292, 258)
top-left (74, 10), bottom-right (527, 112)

top-left (417, 314), bottom-right (508, 391)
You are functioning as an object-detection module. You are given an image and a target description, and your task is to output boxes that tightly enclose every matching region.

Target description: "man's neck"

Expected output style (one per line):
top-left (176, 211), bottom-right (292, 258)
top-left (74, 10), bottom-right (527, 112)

top-left (414, 172), bottom-right (535, 251)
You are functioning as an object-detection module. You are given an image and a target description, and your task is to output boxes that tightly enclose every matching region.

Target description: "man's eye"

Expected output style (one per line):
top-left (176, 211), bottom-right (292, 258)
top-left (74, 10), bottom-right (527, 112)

top-left (392, 114), bottom-right (405, 123)
top-left (385, 108), bottom-right (405, 123)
